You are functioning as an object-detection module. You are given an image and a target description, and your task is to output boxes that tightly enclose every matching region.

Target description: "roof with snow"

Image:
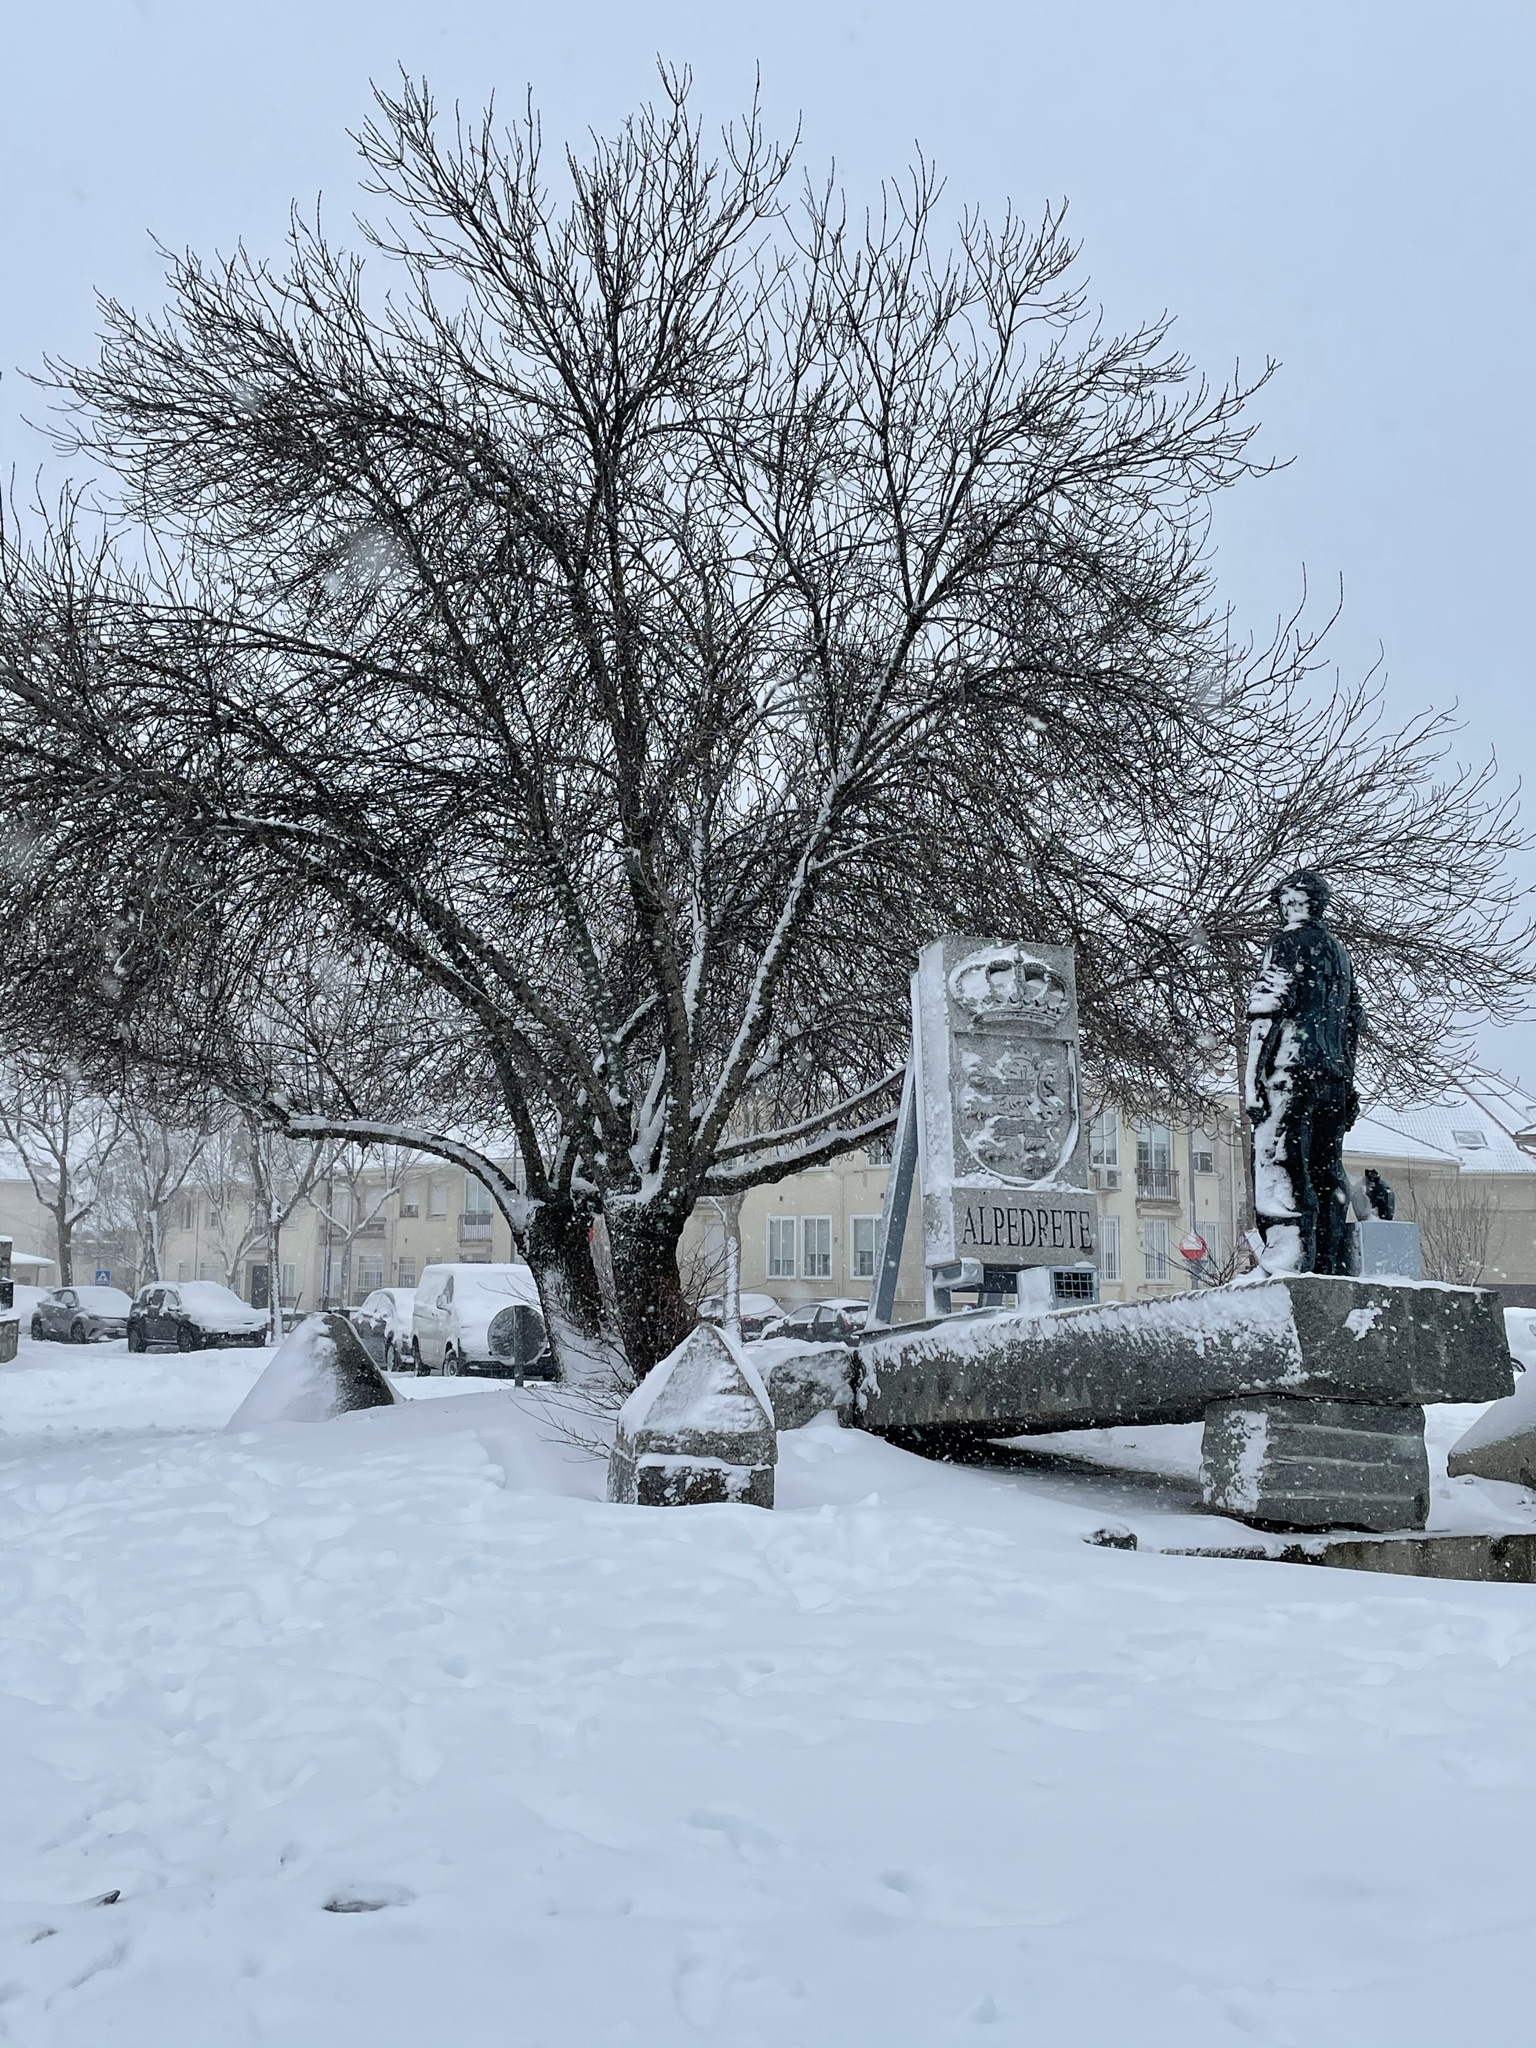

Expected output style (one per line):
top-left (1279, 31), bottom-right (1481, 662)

top-left (1346, 1072), bottom-right (1536, 1175)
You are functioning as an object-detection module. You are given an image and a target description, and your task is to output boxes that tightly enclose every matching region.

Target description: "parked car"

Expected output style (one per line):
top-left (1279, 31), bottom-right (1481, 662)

top-left (29, 1285), bottom-right (132, 1343)
top-left (697, 1291), bottom-right (784, 1342)
top-left (347, 1287), bottom-right (418, 1373)
top-left (772, 1298), bottom-right (869, 1345)
top-left (127, 1281), bottom-right (268, 1352)
top-left (411, 1264), bottom-right (553, 1379)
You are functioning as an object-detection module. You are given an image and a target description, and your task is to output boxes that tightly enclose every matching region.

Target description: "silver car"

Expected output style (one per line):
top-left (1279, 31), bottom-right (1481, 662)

top-left (347, 1287), bottom-right (417, 1373)
top-left (29, 1285), bottom-right (132, 1343)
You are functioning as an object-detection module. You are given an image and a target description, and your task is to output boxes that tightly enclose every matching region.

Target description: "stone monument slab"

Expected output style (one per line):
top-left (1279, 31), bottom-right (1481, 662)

top-left (226, 1311), bottom-right (397, 1430)
top-left (855, 1276), bottom-right (1512, 1438)
top-left (609, 1325), bottom-right (777, 1508)
top-left (912, 936), bottom-right (1095, 1289)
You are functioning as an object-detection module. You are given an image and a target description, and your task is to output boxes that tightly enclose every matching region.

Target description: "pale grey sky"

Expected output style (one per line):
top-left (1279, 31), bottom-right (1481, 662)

top-left (4, 0), bottom-right (1533, 1081)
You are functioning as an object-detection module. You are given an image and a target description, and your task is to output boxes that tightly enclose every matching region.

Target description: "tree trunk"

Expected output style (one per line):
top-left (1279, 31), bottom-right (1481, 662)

top-left (711, 1194), bottom-right (745, 1341)
top-left (265, 1222), bottom-right (283, 1343)
top-left (604, 1205), bottom-right (696, 1381)
top-left (523, 1196), bottom-right (625, 1389)
top-left (54, 1198), bottom-right (73, 1285)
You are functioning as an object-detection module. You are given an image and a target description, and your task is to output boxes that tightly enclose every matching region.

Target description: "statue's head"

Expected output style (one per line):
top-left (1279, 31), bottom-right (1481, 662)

top-left (1270, 867), bottom-right (1329, 930)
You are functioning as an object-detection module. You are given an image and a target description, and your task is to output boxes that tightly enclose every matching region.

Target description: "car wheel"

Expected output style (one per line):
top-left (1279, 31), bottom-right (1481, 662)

top-left (441, 1345), bottom-right (457, 1377)
top-left (176, 1324), bottom-right (199, 1352)
top-left (127, 1324), bottom-right (145, 1353)
top-left (384, 1337), bottom-right (399, 1374)
top-left (413, 1341), bottom-right (429, 1377)
top-left (30, 1317), bottom-right (43, 1340)
top-left (70, 1321), bottom-right (89, 1344)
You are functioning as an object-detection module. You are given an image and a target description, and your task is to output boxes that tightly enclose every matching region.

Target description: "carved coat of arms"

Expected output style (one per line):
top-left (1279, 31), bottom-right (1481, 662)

top-left (946, 947), bottom-right (1080, 1185)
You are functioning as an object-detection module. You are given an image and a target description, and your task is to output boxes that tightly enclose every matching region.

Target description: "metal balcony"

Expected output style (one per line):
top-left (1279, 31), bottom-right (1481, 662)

top-left (458, 1214), bottom-right (493, 1241)
top-left (1135, 1165), bottom-right (1181, 1206)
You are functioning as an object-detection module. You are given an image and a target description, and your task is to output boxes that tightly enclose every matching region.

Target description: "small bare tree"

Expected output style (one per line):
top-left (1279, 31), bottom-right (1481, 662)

top-left (1397, 1168), bottom-right (1494, 1288)
top-left (0, 1055), bottom-right (121, 1284)
top-left (108, 1102), bottom-right (209, 1285)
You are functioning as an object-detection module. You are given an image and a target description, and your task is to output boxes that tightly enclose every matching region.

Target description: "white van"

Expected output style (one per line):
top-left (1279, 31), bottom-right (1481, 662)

top-left (410, 1263), bottom-right (552, 1379)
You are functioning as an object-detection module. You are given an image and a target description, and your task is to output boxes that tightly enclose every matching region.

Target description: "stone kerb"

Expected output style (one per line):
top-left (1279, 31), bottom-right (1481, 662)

top-left (609, 1325), bottom-right (777, 1509)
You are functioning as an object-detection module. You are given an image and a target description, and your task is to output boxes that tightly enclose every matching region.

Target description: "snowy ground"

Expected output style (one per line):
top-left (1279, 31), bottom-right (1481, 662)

top-left (4, 1334), bottom-right (1536, 2045)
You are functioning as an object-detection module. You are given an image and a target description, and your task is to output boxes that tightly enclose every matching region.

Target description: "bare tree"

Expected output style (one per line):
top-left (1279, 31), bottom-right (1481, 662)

top-left (1396, 1168), bottom-right (1494, 1288)
top-left (108, 1102), bottom-right (209, 1285)
top-left (312, 1142), bottom-right (410, 1307)
top-left (193, 1112), bottom-right (328, 1335)
top-left (0, 77), bottom-right (1529, 1378)
top-left (0, 1055), bottom-right (121, 1284)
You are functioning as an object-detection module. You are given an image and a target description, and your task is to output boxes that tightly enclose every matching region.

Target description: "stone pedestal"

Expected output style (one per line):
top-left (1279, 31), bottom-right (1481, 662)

top-left (1357, 1219), bottom-right (1423, 1280)
top-left (609, 1326), bottom-right (777, 1508)
top-left (1200, 1396), bottom-right (1430, 1531)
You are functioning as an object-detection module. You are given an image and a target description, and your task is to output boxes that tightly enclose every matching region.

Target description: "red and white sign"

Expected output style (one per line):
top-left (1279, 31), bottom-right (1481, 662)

top-left (1178, 1233), bottom-right (1209, 1263)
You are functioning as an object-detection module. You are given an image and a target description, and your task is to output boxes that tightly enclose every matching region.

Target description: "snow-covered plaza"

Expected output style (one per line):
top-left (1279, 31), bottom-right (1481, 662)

top-left (5, 1332), bottom-right (1536, 2046)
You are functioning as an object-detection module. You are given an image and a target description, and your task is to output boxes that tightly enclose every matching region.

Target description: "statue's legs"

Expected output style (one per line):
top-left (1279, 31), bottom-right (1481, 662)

top-left (1252, 1073), bottom-right (1318, 1273)
top-left (1308, 1081), bottom-right (1358, 1276)
top-left (1253, 1076), bottom-right (1358, 1277)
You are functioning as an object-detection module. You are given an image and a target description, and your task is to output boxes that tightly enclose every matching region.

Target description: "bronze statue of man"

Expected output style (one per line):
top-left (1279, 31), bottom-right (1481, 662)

top-left (1244, 869), bottom-right (1365, 1275)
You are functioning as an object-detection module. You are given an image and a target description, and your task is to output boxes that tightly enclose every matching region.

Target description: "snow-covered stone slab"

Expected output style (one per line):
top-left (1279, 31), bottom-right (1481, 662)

top-left (855, 1276), bottom-right (1512, 1439)
top-left (1201, 1396), bottom-right (1430, 1532)
top-left (1446, 1370), bottom-right (1536, 1490)
top-left (609, 1326), bottom-right (776, 1508)
top-left (761, 1341), bottom-right (855, 1430)
top-left (226, 1312), bottom-right (397, 1430)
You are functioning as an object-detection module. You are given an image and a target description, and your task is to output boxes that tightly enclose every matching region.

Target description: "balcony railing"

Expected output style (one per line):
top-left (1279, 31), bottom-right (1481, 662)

top-left (322, 1215), bottom-right (386, 1244)
top-left (458, 1214), bottom-right (493, 1241)
top-left (1135, 1165), bottom-right (1181, 1206)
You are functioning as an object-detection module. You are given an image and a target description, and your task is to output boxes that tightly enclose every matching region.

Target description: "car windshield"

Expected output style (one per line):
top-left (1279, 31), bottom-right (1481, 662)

top-left (71, 1287), bottom-right (132, 1313)
top-left (174, 1282), bottom-right (250, 1312)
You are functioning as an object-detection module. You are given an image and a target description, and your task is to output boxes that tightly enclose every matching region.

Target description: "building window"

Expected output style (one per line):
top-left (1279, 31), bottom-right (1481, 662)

top-left (400, 1184), bottom-right (420, 1218)
top-left (1100, 1216), bottom-right (1121, 1282)
top-left (1137, 1123), bottom-right (1173, 1171)
top-left (331, 1184), bottom-right (353, 1229)
top-left (464, 1173), bottom-right (493, 1216)
top-left (177, 1194), bottom-right (195, 1231)
top-left (205, 1203), bottom-right (220, 1230)
top-left (767, 1215), bottom-right (796, 1279)
top-left (1090, 1110), bottom-right (1119, 1168)
top-left (803, 1216), bottom-right (832, 1279)
top-left (357, 1262), bottom-right (385, 1294)
top-left (1143, 1219), bottom-right (1170, 1283)
top-left (1195, 1220), bottom-right (1222, 1269)
top-left (279, 1261), bottom-right (297, 1305)
top-left (851, 1215), bottom-right (878, 1280)
top-left (397, 1259), bottom-right (417, 1288)
top-left (864, 1133), bottom-right (894, 1166)
top-left (198, 1260), bottom-right (221, 1282)
top-left (177, 1261), bottom-right (190, 1282)
top-left (428, 1181), bottom-right (448, 1219)
top-left (1451, 1128), bottom-right (1488, 1150)
top-left (1191, 1129), bottom-right (1216, 1175)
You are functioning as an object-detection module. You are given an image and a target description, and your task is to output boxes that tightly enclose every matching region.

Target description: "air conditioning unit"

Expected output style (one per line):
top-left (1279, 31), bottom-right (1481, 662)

top-left (1092, 1165), bottom-right (1121, 1191)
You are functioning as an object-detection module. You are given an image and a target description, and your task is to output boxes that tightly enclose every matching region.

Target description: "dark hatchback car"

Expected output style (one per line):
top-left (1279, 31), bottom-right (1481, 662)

top-left (29, 1285), bottom-right (133, 1343)
top-left (128, 1281), bottom-right (268, 1352)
